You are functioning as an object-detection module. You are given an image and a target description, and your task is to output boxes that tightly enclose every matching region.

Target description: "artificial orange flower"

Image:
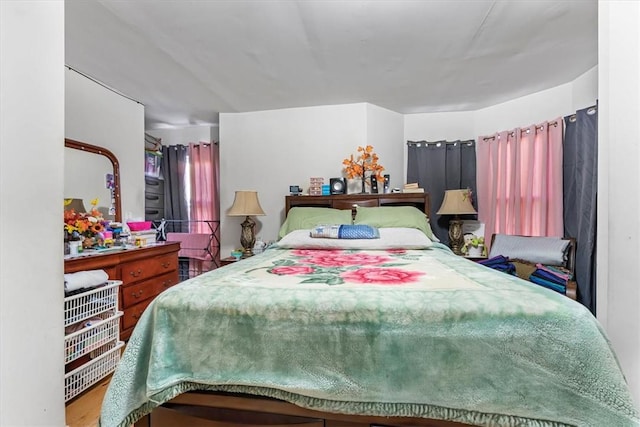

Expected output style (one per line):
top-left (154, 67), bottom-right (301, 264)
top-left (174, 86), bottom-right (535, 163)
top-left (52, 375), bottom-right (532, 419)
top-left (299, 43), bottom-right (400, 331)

top-left (63, 197), bottom-right (107, 241)
top-left (91, 223), bottom-right (104, 233)
top-left (342, 145), bottom-right (385, 182)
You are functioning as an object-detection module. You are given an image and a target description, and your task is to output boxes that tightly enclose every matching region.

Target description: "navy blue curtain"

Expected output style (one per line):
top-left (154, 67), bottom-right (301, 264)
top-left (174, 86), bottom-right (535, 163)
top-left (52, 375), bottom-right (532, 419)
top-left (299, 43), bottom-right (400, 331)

top-left (161, 144), bottom-right (189, 233)
top-left (563, 105), bottom-right (598, 313)
top-left (407, 140), bottom-right (477, 245)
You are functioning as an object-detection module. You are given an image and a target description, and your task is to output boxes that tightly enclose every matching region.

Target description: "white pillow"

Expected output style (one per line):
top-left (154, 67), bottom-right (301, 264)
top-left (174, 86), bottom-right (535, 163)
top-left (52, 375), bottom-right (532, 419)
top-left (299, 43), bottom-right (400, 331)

top-left (276, 227), bottom-right (433, 250)
top-left (488, 234), bottom-right (570, 265)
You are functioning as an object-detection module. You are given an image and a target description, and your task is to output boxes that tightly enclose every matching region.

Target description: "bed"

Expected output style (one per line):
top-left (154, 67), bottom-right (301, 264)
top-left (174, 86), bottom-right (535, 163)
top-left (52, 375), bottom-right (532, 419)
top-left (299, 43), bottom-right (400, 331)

top-left (100, 193), bottom-right (639, 427)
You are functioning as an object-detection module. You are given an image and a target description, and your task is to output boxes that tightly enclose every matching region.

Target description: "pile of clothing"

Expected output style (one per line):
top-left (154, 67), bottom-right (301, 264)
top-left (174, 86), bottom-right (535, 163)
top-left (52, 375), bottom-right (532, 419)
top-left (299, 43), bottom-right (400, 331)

top-left (478, 256), bottom-right (573, 295)
top-left (477, 255), bottom-right (515, 275)
top-left (63, 269), bottom-right (109, 297)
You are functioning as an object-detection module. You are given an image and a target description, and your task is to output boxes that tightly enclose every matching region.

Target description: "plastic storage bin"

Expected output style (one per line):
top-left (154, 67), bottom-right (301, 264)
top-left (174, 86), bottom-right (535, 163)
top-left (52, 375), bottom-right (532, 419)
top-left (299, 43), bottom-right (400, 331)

top-left (64, 311), bottom-right (123, 364)
top-left (64, 340), bottom-right (124, 401)
top-left (63, 280), bottom-right (122, 401)
top-left (64, 281), bottom-right (121, 326)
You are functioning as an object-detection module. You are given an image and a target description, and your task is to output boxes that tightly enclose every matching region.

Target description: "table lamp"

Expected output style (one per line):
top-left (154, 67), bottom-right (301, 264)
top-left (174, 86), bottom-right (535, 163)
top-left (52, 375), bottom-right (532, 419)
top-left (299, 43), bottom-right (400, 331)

top-left (227, 190), bottom-right (265, 258)
top-left (436, 189), bottom-right (477, 255)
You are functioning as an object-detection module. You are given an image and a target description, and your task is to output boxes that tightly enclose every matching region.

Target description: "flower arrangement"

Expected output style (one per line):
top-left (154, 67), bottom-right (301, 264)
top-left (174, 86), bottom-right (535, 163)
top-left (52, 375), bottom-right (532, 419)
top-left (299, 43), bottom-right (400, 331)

top-left (461, 234), bottom-right (487, 257)
top-left (342, 145), bottom-right (385, 192)
top-left (64, 198), bottom-right (108, 247)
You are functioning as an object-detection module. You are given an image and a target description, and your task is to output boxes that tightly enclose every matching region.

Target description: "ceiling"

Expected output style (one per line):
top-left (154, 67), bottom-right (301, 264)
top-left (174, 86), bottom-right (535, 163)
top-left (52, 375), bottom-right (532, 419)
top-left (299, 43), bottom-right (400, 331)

top-left (65, 1), bottom-right (597, 130)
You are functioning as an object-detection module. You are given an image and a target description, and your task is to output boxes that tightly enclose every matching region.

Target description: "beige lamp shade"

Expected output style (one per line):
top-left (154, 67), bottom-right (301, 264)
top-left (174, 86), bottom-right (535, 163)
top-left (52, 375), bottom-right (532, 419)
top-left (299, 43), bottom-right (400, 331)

top-left (228, 190), bottom-right (265, 217)
top-left (436, 189), bottom-right (477, 215)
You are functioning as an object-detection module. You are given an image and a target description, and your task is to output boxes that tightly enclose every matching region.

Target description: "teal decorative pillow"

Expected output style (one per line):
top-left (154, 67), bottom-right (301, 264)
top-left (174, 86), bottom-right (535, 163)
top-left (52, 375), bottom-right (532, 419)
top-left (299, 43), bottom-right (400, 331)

top-left (354, 206), bottom-right (439, 242)
top-left (278, 207), bottom-right (352, 238)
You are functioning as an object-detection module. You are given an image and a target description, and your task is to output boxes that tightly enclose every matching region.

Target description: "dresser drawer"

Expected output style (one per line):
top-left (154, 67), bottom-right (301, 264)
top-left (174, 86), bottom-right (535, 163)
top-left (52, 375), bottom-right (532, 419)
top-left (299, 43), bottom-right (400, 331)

top-left (122, 270), bottom-right (179, 308)
top-left (122, 298), bottom-right (154, 331)
top-left (145, 176), bottom-right (164, 195)
top-left (145, 207), bottom-right (165, 222)
top-left (145, 192), bottom-right (164, 209)
top-left (120, 253), bottom-right (178, 285)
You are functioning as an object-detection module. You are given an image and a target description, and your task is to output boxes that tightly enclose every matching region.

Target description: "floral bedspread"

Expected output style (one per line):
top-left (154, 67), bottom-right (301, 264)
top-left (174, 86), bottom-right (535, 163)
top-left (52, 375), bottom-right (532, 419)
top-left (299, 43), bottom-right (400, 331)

top-left (100, 244), bottom-right (639, 427)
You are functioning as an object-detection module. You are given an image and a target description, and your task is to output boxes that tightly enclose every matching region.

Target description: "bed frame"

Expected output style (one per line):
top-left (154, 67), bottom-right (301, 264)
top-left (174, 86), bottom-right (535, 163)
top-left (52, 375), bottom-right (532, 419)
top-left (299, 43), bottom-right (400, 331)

top-left (285, 192), bottom-right (431, 220)
top-left (134, 192), bottom-right (475, 427)
top-left (135, 391), bottom-right (469, 426)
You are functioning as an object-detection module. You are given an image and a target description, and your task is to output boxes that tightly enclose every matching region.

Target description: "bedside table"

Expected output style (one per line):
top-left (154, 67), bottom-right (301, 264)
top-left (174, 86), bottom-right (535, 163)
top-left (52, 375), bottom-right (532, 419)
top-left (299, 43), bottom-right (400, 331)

top-left (220, 257), bottom-right (240, 267)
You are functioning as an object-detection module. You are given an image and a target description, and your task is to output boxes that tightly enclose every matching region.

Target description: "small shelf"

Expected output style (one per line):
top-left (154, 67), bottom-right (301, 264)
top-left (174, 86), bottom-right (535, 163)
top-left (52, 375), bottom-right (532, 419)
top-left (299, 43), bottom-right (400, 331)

top-left (64, 280), bottom-right (123, 402)
top-left (65, 311), bottom-right (123, 364)
top-left (64, 340), bottom-right (124, 402)
top-left (64, 281), bottom-right (121, 326)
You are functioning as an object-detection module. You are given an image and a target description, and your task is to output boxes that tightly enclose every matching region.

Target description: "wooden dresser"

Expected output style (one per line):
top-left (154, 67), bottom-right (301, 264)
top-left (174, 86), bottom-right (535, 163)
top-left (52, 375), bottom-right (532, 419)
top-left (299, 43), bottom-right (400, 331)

top-left (64, 242), bottom-right (180, 340)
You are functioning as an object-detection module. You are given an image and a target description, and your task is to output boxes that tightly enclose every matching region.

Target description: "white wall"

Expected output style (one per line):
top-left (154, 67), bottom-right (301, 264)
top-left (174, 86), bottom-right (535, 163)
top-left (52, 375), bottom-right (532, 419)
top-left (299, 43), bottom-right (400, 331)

top-left (572, 67), bottom-right (598, 110)
top-left (147, 125), bottom-right (219, 146)
top-left (473, 68), bottom-right (597, 137)
top-left (65, 68), bottom-right (146, 221)
top-left (366, 104), bottom-right (405, 191)
top-left (0, 1), bottom-right (66, 425)
top-left (404, 111), bottom-right (477, 142)
top-left (598, 0), bottom-right (640, 407)
top-left (404, 67), bottom-right (598, 147)
top-left (472, 82), bottom-right (573, 136)
top-left (219, 103), bottom-right (405, 256)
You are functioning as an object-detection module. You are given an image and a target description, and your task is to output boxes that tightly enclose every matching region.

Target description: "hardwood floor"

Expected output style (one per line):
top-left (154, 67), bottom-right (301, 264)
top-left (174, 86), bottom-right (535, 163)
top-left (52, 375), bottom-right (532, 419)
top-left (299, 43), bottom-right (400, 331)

top-left (65, 376), bottom-right (111, 427)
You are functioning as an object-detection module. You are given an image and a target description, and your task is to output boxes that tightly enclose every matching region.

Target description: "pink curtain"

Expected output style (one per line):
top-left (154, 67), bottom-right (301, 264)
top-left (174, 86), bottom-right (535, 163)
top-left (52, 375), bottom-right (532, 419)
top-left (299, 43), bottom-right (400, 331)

top-left (188, 142), bottom-right (220, 268)
top-left (476, 119), bottom-right (564, 245)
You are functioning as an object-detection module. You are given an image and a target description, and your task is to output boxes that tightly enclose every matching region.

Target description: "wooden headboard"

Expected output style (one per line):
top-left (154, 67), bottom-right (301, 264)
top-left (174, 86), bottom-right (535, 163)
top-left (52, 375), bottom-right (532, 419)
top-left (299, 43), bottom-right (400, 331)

top-left (285, 193), bottom-right (431, 220)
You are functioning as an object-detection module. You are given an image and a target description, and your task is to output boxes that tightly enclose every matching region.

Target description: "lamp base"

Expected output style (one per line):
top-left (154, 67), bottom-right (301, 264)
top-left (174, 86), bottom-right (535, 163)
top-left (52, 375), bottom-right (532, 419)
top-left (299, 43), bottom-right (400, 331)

top-left (448, 218), bottom-right (464, 255)
top-left (240, 216), bottom-right (256, 258)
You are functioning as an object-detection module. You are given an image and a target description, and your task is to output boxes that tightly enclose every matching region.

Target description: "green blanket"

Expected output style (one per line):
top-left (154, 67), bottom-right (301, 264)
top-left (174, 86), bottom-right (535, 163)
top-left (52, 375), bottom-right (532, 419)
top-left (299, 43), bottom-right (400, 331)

top-left (100, 244), bottom-right (639, 427)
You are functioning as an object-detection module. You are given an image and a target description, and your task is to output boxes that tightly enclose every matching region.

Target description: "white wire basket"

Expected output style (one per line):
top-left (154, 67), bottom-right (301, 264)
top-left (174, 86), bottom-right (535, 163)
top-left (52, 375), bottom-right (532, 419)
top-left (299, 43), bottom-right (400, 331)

top-left (64, 280), bottom-right (121, 326)
top-left (64, 311), bottom-right (123, 364)
top-left (64, 340), bottom-right (124, 402)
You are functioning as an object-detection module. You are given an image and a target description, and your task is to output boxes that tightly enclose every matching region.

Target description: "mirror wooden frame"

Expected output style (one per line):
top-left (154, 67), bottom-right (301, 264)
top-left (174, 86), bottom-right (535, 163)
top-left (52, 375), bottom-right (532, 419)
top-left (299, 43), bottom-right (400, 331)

top-left (65, 138), bottom-right (122, 222)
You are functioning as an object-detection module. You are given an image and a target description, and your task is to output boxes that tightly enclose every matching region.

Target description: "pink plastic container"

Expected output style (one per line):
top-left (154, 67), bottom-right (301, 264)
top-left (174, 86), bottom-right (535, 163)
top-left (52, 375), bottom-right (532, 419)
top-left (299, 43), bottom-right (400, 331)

top-left (127, 221), bottom-right (152, 231)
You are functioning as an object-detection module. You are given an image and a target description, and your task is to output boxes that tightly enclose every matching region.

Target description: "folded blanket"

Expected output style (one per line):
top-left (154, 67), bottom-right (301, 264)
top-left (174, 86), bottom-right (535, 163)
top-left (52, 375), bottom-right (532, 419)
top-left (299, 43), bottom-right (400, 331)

top-left (310, 224), bottom-right (379, 239)
top-left (529, 275), bottom-right (567, 294)
top-left (531, 269), bottom-right (568, 286)
top-left (64, 269), bottom-right (109, 293)
top-left (535, 263), bottom-right (573, 280)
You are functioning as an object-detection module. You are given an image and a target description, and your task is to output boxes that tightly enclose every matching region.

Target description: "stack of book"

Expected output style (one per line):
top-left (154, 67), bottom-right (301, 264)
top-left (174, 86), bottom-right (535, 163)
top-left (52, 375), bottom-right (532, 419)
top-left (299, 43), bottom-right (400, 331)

top-left (402, 183), bottom-right (425, 193)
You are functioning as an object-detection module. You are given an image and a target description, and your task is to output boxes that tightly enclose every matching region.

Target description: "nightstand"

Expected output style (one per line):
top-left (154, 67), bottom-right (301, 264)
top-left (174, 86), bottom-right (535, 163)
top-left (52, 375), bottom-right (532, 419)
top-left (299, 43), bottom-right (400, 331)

top-left (462, 255), bottom-right (488, 262)
top-left (220, 257), bottom-right (240, 267)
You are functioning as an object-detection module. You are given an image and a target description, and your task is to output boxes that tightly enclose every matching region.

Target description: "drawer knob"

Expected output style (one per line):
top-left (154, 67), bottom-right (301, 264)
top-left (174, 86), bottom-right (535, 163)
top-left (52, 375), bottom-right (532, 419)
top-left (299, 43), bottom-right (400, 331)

top-left (161, 262), bottom-right (170, 268)
top-left (130, 269), bottom-right (143, 277)
top-left (131, 290), bottom-right (144, 299)
top-left (162, 280), bottom-right (172, 287)
top-left (133, 311), bottom-right (142, 320)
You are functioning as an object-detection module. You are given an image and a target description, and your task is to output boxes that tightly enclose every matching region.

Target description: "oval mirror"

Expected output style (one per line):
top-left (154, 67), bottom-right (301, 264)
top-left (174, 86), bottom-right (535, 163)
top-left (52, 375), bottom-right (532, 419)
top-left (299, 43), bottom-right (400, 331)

top-left (64, 138), bottom-right (122, 222)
